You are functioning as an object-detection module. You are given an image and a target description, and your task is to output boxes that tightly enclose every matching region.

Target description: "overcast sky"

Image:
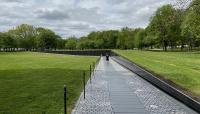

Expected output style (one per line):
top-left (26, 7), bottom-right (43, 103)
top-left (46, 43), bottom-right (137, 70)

top-left (0, 0), bottom-right (175, 38)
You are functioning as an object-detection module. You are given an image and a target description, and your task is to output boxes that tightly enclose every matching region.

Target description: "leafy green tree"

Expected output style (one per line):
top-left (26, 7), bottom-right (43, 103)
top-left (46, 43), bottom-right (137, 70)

top-left (0, 33), bottom-right (15, 51)
top-left (102, 30), bottom-right (118, 49)
top-left (144, 26), bottom-right (158, 49)
top-left (56, 38), bottom-right (66, 49)
top-left (117, 27), bottom-right (135, 49)
top-left (78, 30), bottom-right (119, 49)
top-left (37, 28), bottom-right (59, 50)
top-left (87, 32), bottom-right (100, 49)
top-left (134, 29), bottom-right (146, 49)
top-left (148, 5), bottom-right (179, 51)
top-left (65, 37), bottom-right (77, 50)
top-left (87, 30), bottom-right (118, 49)
top-left (76, 37), bottom-right (87, 49)
top-left (13, 24), bottom-right (37, 50)
top-left (0, 32), bottom-right (3, 49)
top-left (181, 0), bottom-right (200, 49)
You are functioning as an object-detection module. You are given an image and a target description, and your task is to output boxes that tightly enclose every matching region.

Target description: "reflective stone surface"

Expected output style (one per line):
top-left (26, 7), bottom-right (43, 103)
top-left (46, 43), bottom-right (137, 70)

top-left (72, 57), bottom-right (197, 114)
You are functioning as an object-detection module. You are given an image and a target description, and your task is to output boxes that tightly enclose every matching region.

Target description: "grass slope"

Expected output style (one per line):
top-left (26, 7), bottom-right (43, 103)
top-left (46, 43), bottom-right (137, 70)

top-left (115, 50), bottom-right (200, 98)
top-left (0, 52), bottom-right (97, 114)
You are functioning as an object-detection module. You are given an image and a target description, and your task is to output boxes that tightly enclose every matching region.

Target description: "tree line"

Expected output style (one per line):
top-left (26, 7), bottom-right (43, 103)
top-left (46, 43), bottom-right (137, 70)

top-left (74, 0), bottom-right (200, 51)
top-left (0, 0), bottom-right (199, 51)
top-left (0, 24), bottom-right (66, 51)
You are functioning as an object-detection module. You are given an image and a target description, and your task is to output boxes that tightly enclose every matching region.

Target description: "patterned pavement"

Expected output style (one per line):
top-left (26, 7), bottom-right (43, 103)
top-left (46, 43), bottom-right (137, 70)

top-left (71, 57), bottom-right (198, 114)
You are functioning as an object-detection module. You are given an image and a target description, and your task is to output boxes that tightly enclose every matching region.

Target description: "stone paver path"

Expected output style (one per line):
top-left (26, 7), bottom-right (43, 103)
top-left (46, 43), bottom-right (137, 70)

top-left (72, 57), bottom-right (198, 114)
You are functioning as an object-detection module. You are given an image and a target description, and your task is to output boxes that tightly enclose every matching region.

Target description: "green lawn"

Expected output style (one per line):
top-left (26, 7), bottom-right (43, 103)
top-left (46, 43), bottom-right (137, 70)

top-left (114, 50), bottom-right (200, 98)
top-left (0, 52), bottom-right (97, 114)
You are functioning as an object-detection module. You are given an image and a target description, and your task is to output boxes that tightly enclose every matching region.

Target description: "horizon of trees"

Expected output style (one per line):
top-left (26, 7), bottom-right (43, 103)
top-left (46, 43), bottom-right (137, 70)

top-left (75, 0), bottom-right (200, 51)
top-left (0, 0), bottom-right (199, 51)
top-left (0, 24), bottom-right (66, 51)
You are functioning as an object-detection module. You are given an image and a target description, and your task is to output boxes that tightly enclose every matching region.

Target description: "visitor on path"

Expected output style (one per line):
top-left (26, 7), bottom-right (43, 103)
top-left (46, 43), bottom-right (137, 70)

top-left (106, 53), bottom-right (109, 61)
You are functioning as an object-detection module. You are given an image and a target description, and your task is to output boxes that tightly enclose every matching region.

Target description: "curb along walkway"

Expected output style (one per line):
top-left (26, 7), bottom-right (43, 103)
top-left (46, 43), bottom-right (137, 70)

top-left (72, 57), bottom-right (197, 114)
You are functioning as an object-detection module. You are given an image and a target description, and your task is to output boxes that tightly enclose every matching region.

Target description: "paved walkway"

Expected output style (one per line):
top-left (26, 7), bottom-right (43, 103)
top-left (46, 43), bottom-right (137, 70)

top-left (72, 57), bottom-right (197, 114)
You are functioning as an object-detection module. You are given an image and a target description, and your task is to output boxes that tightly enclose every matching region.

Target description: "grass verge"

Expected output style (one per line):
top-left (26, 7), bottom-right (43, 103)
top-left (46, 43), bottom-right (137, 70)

top-left (114, 50), bottom-right (200, 100)
top-left (0, 52), bottom-right (97, 114)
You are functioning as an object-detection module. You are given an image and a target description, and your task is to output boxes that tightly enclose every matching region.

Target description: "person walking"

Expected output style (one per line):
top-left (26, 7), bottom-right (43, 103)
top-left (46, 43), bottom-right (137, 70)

top-left (106, 53), bottom-right (109, 61)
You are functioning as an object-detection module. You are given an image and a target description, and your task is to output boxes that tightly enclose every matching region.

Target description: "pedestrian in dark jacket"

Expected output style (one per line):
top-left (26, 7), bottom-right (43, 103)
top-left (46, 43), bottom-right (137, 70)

top-left (106, 53), bottom-right (109, 61)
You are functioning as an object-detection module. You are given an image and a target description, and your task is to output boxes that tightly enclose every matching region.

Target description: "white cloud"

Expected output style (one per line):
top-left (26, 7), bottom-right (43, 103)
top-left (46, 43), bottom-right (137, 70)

top-left (34, 8), bottom-right (70, 20)
top-left (0, 0), bottom-right (174, 38)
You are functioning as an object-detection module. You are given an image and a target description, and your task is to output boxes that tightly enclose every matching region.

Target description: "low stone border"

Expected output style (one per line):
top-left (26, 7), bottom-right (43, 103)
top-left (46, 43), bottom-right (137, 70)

top-left (42, 50), bottom-right (111, 56)
top-left (111, 54), bottom-right (200, 113)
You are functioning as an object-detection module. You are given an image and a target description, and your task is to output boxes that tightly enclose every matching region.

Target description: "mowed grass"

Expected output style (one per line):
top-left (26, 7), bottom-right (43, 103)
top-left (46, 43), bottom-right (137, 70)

top-left (115, 50), bottom-right (200, 97)
top-left (0, 52), bottom-right (97, 114)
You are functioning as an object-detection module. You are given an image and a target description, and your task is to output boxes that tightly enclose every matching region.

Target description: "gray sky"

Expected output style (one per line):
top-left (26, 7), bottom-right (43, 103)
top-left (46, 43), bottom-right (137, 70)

top-left (0, 0), bottom-right (174, 38)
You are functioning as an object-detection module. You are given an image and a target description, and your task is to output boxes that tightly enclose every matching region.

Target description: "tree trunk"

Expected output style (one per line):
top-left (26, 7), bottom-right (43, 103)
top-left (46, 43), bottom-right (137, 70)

top-left (164, 40), bottom-right (167, 52)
